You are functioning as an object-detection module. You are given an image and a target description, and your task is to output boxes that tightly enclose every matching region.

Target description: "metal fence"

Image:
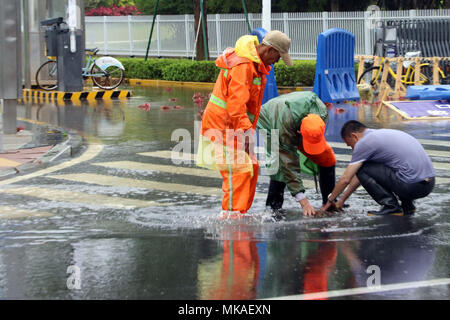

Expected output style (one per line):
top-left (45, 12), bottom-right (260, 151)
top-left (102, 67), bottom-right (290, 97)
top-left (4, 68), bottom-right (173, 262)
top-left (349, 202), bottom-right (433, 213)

top-left (85, 9), bottom-right (450, 60)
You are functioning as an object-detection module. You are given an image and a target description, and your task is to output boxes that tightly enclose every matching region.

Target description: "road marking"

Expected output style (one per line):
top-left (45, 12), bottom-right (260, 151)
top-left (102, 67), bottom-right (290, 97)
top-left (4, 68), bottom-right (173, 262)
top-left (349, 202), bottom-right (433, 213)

top-left (265, 277), bottom-right (450, 300)
top-left (329, 140), bottom-right (450, 150)
top-left (0, 142), bottom-right (104, 186)
top-left (47, 173), bottom-right (227, 197)
top-left (138, 151), bottom-right (450, 185)
top-left (0, 158), bottom-right (22, 167)
top-left (140, 148), bottom-right (450, 163)
top-left (92, 161), bottom-right (319, 189)
top-left (432, 133), bottom-right (450, 137)
top-left (0, 205), bottom-right (52, 219)
top-left (93, 161), bottom-right (221, 178)
top-left (138, 150), bottom-right (193, 161)
top-left (0, 186), bottom-right (167, 209)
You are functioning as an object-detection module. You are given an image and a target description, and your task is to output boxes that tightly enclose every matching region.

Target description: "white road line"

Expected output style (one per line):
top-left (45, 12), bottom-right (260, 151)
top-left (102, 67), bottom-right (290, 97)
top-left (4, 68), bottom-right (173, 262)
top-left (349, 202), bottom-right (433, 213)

top-left (0, 186), bottom-right (167, 209)
top-left (140, 148), bottom-right (450, 163)
top-left (93, 161), bottom-right (221, 178)
top-left (0, 205), bottom-right (52, 219)
top-left (329, 140), bottom-right (450, 150)
top-left (92, 161), bottom-right (319, 189)
top-left (265, 278), bottom-right (450, 300)
top-left (137, 151), bottom-right (450, 185)
top-left (47, 173), bottom-right (229, 197)
top-left (432, 133), bottom-right (450, 137)
top-left (0, 143), bottom-right (104, 187)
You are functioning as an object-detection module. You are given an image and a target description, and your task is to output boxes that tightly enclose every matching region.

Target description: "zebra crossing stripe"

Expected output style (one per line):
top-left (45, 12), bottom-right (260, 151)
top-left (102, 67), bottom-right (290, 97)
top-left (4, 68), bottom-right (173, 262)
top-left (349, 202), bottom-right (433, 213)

top-left (328, 140), bottom-right (449, 150)
top-left (0, 205), bottom-right (52, 219)
top-left (137, 150), bottom-right (450, 185)
top-left (92, 160), bottom-right (319, 189)
top-left (0, 186), bottom-right (169, 209)
top-left (46, 173), bottom-right (227, 197)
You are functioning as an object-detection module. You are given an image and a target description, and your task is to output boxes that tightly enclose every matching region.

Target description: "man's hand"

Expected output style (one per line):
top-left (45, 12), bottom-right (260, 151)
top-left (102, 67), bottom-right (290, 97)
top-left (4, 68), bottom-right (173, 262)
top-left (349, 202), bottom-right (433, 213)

top-left (321, 200), bottom-right (344, 212)
top-left (299, 198), bottom-right (316, 216)
top-left (335, 198), bottom-right (346, 211)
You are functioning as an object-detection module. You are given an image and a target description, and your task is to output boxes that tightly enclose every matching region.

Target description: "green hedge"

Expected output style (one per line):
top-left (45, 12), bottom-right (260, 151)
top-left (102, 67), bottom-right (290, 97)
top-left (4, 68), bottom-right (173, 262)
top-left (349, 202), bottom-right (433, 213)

top-left (117, 57), bottom-right (359, 87)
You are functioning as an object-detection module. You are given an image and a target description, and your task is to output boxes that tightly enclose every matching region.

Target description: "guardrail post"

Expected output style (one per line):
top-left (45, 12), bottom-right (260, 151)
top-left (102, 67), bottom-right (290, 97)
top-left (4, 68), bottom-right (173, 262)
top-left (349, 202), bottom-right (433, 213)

top-left (103, 16), bottom-right (108, 55)
top-left (364, 11), bottom-right (371, 55)
top-left (283, 12), bottom-right (289, 34)
top-left (322, 11), bottom-right (328, 32)
top-left (216, 13), bottom-right (221, 57)
top-left (185, 14), bottom-right (190, 57)
top-left (128, 15), bottom-right (133, 56)
top-left (156, 15), bottom-right (161, 57)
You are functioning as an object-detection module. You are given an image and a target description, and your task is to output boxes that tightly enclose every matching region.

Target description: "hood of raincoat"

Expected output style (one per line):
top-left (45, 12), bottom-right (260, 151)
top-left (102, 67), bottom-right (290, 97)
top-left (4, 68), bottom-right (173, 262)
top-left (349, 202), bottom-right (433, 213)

top-left (215, 35), bottom-right (269, 73)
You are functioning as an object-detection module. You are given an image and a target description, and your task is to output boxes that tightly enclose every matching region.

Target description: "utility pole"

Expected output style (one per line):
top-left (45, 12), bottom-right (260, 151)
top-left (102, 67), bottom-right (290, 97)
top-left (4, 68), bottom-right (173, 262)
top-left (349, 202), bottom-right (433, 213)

top-left (0, 0), bottom-right (22, 136)
top-left (262, 0), bottom-right (271, 31)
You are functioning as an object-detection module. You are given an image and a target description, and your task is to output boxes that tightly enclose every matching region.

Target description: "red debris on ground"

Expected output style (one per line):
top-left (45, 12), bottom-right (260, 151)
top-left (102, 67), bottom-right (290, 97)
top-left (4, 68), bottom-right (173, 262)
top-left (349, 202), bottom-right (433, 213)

top-left (16, 126), bottom-right (25, 132)
top-left (138, 103), bottom-right (151, 111)
top-left (173, 105), bottom-right (183, 110)
top-left (160, 105), bottom-right (171, 111)
top-left (165, 87), bottom-right (172, 92)
top-left (192, 92), bottom-right (207, 107)
top-left (169, 98), bottom-right (178, 102)
top-left (335, 107), bottom-right (347, 114)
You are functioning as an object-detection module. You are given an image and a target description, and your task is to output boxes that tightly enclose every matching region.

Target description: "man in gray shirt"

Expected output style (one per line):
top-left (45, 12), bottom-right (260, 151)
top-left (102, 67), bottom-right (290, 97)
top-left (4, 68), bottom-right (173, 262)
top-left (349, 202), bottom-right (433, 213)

top-left (323, 120), bottom-right (435, 216)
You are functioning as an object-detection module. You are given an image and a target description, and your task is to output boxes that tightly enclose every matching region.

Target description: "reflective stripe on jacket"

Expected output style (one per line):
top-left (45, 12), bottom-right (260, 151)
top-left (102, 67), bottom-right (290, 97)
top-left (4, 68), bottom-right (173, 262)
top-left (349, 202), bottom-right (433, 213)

top-left (201, 46), bottom-right (270, 137)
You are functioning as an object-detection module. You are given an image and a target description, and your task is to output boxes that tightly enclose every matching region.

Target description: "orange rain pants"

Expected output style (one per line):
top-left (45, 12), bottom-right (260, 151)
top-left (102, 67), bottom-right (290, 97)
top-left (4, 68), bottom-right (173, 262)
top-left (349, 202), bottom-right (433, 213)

top-left (200, 43), bottom-right (270, 213)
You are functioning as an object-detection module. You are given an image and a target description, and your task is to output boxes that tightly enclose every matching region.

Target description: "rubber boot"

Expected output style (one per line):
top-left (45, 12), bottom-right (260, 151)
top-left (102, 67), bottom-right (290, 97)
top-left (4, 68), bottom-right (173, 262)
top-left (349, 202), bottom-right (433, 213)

top-left (266, 180), bottom-right (286, 210)
top-left (318, 165), bottom-right (336, 205)
top-left (401, 200), bottom-right (416, 215)
top-left (358, 171), bottom-right (402, 216)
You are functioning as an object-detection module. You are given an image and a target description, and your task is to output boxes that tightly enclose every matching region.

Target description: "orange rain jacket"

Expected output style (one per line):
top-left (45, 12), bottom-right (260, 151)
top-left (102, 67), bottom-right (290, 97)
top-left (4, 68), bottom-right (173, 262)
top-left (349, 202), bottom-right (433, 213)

top-left (201, 37), bottom-right (271, 140)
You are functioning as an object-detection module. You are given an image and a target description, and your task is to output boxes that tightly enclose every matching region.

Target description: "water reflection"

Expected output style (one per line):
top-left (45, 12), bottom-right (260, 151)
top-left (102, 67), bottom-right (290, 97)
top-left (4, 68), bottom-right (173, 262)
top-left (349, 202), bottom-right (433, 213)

top-left (198, 217), bottom-right (436, 300)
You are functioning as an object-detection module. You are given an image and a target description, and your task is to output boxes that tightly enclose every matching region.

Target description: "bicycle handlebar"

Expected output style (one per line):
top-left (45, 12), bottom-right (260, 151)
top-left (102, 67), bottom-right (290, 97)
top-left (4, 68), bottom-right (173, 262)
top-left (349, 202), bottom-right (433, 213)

top-left (40, 17), bottom-right (64, 27)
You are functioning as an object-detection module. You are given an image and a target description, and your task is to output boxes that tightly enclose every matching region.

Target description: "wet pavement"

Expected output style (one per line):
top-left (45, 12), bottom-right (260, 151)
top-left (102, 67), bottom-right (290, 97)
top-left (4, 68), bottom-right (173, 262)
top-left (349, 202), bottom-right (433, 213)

top-left (0, 85), bottom-right (449, 299)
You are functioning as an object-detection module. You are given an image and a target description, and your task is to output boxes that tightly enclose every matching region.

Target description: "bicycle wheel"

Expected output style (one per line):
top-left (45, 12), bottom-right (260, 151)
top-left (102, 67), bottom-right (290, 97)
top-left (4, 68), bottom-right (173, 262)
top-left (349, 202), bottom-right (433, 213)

top-left (411, 64), bottom-right (443, 85)
top-left (91, 64), bottom-right (124, 90)
top-left (35, 60), bottom-right (58, 91)
top-left (358, 66), bottom-right (382, 87)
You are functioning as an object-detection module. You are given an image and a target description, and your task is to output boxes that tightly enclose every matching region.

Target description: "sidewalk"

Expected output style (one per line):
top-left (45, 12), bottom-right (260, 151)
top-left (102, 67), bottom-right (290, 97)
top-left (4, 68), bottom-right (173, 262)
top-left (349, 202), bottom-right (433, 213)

top-left (0, 117), bottom-right (79, 177)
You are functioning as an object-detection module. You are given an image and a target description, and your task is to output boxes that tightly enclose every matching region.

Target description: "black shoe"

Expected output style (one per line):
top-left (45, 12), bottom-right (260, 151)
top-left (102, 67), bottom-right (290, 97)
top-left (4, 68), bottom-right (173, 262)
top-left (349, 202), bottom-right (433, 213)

top-left (270, 208), bottom-right (287, 221)
top-left (367, 205), bottom-right (403, 216)
top-left (401, 201), bottom-right (416, 215)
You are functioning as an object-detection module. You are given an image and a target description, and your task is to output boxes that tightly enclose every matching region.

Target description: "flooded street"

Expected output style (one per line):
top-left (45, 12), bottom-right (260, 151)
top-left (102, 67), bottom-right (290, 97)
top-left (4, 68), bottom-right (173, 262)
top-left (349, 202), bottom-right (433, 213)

top-left (0, 85), bottom-right (449, 299)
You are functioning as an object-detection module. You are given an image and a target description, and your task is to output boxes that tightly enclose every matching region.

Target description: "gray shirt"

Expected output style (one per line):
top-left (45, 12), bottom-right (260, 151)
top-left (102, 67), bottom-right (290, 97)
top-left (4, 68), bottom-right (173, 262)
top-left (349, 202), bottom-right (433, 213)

top-left (350, 129), bottom-right (436, 183)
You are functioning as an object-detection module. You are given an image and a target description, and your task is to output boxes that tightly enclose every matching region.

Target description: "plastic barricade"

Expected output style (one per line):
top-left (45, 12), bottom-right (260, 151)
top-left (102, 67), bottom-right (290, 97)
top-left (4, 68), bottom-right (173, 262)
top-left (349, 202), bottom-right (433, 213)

top-left (406, 85), bottom-right (450, 100)
top-left (313, 28), bottom-right (360, 103)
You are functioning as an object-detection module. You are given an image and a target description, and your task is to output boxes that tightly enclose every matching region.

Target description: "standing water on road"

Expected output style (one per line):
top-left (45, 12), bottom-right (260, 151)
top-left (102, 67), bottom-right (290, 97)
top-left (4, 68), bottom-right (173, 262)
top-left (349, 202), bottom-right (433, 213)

top-left (0, 85), bottom-right (448, 299)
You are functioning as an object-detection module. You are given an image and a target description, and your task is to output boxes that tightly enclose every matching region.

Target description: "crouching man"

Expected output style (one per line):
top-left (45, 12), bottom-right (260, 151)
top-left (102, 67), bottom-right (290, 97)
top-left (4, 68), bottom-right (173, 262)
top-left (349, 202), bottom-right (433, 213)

top-left (323, 120), bottom-right (435, 216)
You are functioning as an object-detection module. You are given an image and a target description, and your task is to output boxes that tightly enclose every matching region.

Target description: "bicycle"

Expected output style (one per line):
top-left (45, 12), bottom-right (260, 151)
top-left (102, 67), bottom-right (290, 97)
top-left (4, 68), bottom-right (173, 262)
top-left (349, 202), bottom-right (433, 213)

top-left (357, 51), bottom-right (446, 91)
top-left (35, 47), bottom-right (125, 91)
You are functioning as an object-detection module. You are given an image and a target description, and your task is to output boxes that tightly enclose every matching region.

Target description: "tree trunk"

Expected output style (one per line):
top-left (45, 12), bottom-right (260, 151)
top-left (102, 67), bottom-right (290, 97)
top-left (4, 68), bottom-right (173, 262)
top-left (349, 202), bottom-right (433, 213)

top-left (330, 0), bottom-right (339, 11)
top-left (194, 0), bottom-right (209, 61)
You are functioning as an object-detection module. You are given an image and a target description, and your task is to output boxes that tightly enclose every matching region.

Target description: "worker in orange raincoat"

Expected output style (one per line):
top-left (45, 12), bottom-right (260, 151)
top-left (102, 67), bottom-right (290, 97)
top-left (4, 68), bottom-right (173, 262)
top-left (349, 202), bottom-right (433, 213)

top-left (196, 30), bottom-right (293, 218)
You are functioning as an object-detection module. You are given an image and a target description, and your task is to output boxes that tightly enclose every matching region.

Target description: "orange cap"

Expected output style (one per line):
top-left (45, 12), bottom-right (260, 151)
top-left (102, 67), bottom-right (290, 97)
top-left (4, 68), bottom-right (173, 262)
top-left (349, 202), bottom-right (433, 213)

top-left (300, 114), bottom-right (327, 155)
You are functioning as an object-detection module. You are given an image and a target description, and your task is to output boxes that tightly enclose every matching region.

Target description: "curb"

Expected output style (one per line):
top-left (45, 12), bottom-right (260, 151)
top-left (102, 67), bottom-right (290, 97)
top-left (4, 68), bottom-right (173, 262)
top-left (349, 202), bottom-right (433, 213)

top-left (0, 123), bottom-right (84, 180)
top-left (127, 78), bottom-right (312, 92)
top-left (20, 88), bottom-right (132, 104)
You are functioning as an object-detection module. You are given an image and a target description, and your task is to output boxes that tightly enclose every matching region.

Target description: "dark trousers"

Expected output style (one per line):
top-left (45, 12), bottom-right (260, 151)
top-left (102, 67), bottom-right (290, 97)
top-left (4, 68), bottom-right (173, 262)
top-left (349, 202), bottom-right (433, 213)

top-left (266, 165), bottom-right (335, 210)
top-left (356, 162), bottom-right (435, 207)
